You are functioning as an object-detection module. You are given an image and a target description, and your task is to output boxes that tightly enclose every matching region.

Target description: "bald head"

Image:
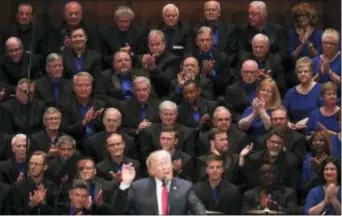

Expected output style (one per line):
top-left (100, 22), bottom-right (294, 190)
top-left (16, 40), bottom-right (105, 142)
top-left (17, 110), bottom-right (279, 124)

top-left (64, 1), bottom-right (82, 26)
top-left (204, 1), bottom-right (221, 21)
top-left (240, 59), bottom-right (259, 84)
top-left (252, 34), bottom-right (269, 59)
top-left (182, 56), bottom-right (200, 76)
top-left (212, 106), bottom-right (232, 131)
top-left (6, 37), bottom-right (22, 48)
top-left (242, 59), bottom-right (258, 71)
top-left (103, 108), bottom-right (122, 133)
top-left (6, 37), bottom-right (23, 63)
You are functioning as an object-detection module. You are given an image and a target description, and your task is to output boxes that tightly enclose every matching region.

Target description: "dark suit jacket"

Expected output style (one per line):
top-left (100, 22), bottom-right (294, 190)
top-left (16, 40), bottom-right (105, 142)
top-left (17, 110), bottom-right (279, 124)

top-left (143, 50), bottom-right (180, 98)
top-left (94, 68), bottom-right (151, 107)
top-left (0, 181), bottom-right (10, 214)
top-left (238, 52), bottom-right (286, 94)
top-left (169, 77), bottom-right (215, 104)
top-left (120, 97), bottom-right (160, 137)
top-left (60, 95), bottom-right (106, 141)
top-left (171, 150), bottom-right (194, 181)
top-left (0, 158), bottom-right (22, 185)
top-left (30, 129), bottom-right (64, 153)
top-left (35, 76), bottom-right (73, 108)
top-left (0, 53), bottom-right (43, 94)
top-left (196, 153), bottom-right (240, 184)
top-left (101, 24), bottom-right (146, 68)
top-left (177, 98), bottom-right (216, 130)
top-left (0, 98), bottom-right (45, 134)
top-left (46, 20), bottom-right (100, 54)
top-left (224, 81), bottom-right (256, 122)
top-left (194, 20), bottom-right (238, 66)
top-left (255, 129), bottom-right (307, 163)
top-left (238, 23), bottom-right (288, 61)
top-left (96, 156), bottom-right (141, 181)
top-left (241, 186), bottom-right (298, 214)
top-left (155, 21), bottom-right (194, 58)
top-left (194, 179), bottom-right (241, 214)
top-left (62, 48), bottom-right (102, 79)
top-left (114, 177), bottom-right (206, 215)
top-left (85, 130), bottom-right (138, 162)
top-left (55, 203), bottom-right (112, 215)
top-left (242, 150), bottom-right (301, 190)
top-left (139, 123), bottom-right (196, 159)
top-left (9, 177), bottom-right (58, 214)
top-left (198, 125), bottom-right (249, 156)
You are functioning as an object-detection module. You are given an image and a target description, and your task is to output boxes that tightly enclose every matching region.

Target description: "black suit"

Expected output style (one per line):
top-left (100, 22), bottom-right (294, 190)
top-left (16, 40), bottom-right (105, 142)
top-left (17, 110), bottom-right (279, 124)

top-left (1, 98), bottom-right (45, 135)
top-left (155, 22), bottom-right (194, 58)
top-left (0, 181), bottom-right (10, 214)
top-left (101, 24), bottom-right (146, 68)
top-left (255, 129), bottom-right (307, 163)
top-left (171, 149), bottom-right (194, 181)
top-left (0, 158), bottom-right (23, 185)
top-left (198, 126), bottom-right (249, 156)
top-left (197, 153), bottom-right (240, 184)
top-left (114, 177), bottom-right (206, 215)
top-left (9, 177), bottom-right (58, 214)
top-left (55, 203), bottom-right (112, 215)
top-left (142, 50), bottom-right (180, 98)
top-left (194, 20), bottom-right (238, 66)
top-left (35, 76), bottom-right (73, 108)
top-left (241, 186), bottom-right (298, 214)
top-left (62, 48), bottom-right (102, 79)
top-left (0, 53), bottom-right (43, 95)
top-left (94, 68), bottom-right (150, 107)
top-left (85, 130), bottom-right (138, 162)
top-left (60, 96), bottom-right (106, 141)
top-left (194, 179), bottom-right (241, 214)
top-left (96, 156), bottom-right (141, 181)
top-left (120, 97), bottom-right (160, 137)
top-left (139, 123), bottom-right (196, 159)
top-left (238, 23), bottom-right (288, 61)
top-left (30, 129), bottom-right (64, 153)
top-left (169, 77), bottom-right (215, 104)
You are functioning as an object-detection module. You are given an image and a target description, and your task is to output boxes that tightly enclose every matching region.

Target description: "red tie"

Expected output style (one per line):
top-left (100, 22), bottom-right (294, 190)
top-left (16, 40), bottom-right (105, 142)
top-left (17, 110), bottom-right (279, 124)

top-left (161, 185), bottom-right (168, 215)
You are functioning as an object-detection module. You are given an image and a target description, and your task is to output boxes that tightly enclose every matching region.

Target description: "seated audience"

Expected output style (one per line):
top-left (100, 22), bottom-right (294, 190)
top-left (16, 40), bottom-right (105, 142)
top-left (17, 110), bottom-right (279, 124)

top-left (330, 111), bottom-right (341, 160)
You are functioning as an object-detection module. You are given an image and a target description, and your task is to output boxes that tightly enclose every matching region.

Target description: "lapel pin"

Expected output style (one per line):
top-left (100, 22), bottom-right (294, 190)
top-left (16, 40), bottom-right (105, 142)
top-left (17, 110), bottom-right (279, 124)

top-left (173, 186), bottom-right (177, 190)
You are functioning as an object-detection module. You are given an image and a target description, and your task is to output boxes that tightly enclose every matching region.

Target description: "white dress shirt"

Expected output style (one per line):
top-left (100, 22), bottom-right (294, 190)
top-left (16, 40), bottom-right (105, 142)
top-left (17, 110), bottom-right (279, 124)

top-left (155, 178), bottom-right (171, 215)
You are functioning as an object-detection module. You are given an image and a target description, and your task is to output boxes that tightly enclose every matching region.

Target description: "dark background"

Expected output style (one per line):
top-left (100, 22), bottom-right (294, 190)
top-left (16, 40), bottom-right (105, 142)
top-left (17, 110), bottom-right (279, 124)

top-left (1, 0), bottom-right (340, 30)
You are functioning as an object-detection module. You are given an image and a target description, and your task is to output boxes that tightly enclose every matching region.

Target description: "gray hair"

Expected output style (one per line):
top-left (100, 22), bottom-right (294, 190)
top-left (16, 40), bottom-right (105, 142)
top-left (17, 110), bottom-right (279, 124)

top-left (322, 28), bottom-right (340, 43)
top-left (133, 76), bottom-right (151, 87)
top-left (114, 5), bottom-right (135, 20)
top-left (242, 59), bottom-right (258, 70)
top-left (159, 100), bottom-right (178, 112)
top-left (252, 33), bottom-right (269, 44)
top-left (5, 37), bottom-right (23, 49)
top-left (43, 107), bottom-right (61, 118)
top-left (73, 72), bottom-right (94, 83)
top-left (249, 1), bottom-right (267, 16)
top-left (57, 135), bottom-right (76, 148)
top-left (213, 106), bottom-right (231, 116)
top-left (148, 30), bottom-right (165, 42)
top-left (11, 134), bottom-right (28, 147)
top-left (46, 53), bottom-right (62, 65)
top-left (162, 4), bottom-right (179, 15)
top-left (146, 150), bottom-right (172, 168)
top-left (204, 1), bottom-right (221, 12)
top-left (196, 26), bottom-right (212, 37)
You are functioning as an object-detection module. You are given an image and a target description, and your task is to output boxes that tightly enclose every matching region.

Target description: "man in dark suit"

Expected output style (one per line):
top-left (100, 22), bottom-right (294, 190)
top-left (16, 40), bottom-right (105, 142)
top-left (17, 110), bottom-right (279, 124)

top-left (45, 1), bottom-right (100, 54)
top-left (94, 51), bottom-right (150, 108)
top-left (241, 163), bottom-right (298, 214)
top-left (62, 27), bottom-right (102, 79)
top-left (9, 151), bottom-right (58, 215)
top-left (35, 53), bottom-right (73, 108)
top-left (140, 100), bottom-right (195, 160)
top-left (101, 6), bottom-right (146, 68)
top-left (30, 107), bottom-right (63, 157)
top-left (238, 1), bottom-right (288, 62)
top-left (0, 37), bottom-right (43, 96)
top-left (191, 26), bottom-right (232, 96)
top-left (114, 150), bottom-right (206, 214)
top-left (195, 154), bottom-right (241, 214)
top-left (60, 72), bottom-right (105, 150)
top-left (85, 107), bottom-right (137, 162)
top-left (169, 56), bottom-right (215, 103)
top-left (255, 107), bottom-right (307, 163)
top-left (154, 4), bottom-right (194, 58)
top-left (1, 3), bottom-right (46, 56)
top-left (140, 30), bottom-right (180, 98)
top-left (197, 128), bottom-right (240, 184)
top-left (0, 134), bottom-right (28, 185)
top-left (1, 78), bottom-right (45, 135)
top-left (224, 60), bottom-right (258, 122)
top-left (194, 0), bottom-right (238, 64)
top-left (238, 34), bottom-right (286, 94)
top-left (198, 106), bottom-right (249, 156)
top-left (120, 76), bottom-right (160, 137)
top-left (0, 181), bottom-right (10, 214)
top-left (96, 133), bottom-right (140, 182)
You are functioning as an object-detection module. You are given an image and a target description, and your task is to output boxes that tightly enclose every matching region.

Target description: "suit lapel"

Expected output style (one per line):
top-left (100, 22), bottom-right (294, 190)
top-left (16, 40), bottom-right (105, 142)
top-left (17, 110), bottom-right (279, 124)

top-left (65, 49), bottom-right (77, 75)
top-left (168, 178), bottom-right (178, 214)
top-left (171, 26), bottom-right (181, 47)
top-left (149, 178), bottom-right (159, 214)
top-left (111, 73), bottom-right (122, 89)
top-left (94, 179), bottom-right (102, 199)
top-left (83, 50), bottom-right (93, 72)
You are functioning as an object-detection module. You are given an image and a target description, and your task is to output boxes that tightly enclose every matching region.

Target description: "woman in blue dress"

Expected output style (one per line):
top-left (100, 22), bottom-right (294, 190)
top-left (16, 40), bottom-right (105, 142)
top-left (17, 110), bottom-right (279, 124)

top-left (304, 157), bottom-right (341, 215)
top-left (330, 111), bottom-right (341, 160)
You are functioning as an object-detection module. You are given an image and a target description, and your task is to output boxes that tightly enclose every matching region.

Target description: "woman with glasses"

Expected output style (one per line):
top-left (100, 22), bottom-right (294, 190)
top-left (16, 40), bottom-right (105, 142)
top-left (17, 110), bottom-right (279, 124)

top-left (304, 157), bottom-right (341, 215)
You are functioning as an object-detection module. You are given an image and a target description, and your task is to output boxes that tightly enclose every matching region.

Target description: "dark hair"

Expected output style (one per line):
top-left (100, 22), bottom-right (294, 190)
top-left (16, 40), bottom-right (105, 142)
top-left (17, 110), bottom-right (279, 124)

top-left (17, 2), bottom-right (35, 14)
top-left (183, 79), bottom-right (200, 89)
top-left (336, 108), bottom-right (341, 122)
top-left (310, 130), bottom-right (332, 156)
top-left (208, 128), bottom-right (225, 141)
top-left (259, 162), bottom-right (277, 174)
top-left (319, 157), bottom-right (341, 185)
top-left (70, 27), bottom-right (87, 38)
top-left (30, 151), bottom-right (48, 165)
top-left (160, 127), bottom-right (179, 139)
top-left (205, 153), bottom-right (224, 166)
top-left (77, 157), bottom-right (95, 169)
top-left (266, 129), bottom-right (286, 141)
top-left (70, 180), bottom-right (89, 191)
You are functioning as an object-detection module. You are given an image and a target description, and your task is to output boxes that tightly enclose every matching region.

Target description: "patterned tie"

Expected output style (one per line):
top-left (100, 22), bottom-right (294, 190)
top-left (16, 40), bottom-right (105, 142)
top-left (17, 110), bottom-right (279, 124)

top-left (161, 182), bottom-right (168, 215)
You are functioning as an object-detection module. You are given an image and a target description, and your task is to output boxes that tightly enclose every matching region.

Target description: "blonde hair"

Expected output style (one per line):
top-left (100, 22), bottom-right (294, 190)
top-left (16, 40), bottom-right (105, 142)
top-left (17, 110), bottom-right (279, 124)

top-left (295, 56), bottom-right (313, 73)
top-left (256, 78), bottom-right (281, 109)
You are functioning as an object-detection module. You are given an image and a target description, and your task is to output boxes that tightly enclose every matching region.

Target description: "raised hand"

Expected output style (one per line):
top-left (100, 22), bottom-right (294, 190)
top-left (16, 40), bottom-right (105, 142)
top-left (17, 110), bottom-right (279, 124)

top-left (240, 143), bottom-right (254, 158)
top-left (95, 189), bottom-right (103, 207)
top-left (109, 171), bottom-right (122, 183)
top-left (121, 163), bottom-right (136, 185)
top-left (172, 159), bottom-right (183, 173)
top-left (17, 171), bottom-right (24, 182)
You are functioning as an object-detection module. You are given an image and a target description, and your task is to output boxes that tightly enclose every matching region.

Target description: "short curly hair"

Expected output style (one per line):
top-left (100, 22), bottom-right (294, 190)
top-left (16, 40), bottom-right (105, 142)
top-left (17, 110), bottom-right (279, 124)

top-left (292, 2), bottom-right (318, 27)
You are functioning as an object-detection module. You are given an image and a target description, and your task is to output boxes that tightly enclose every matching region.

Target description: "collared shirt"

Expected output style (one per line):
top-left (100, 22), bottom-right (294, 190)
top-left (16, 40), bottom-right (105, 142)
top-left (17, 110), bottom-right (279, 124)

top-left (118, 31), bottom-right (127, 47)
top-left (139, 104), bottom-right (148, 121)
top-left (88, 181), bottom-right (96, 201)
top-left (257, 61), bottom-right (266, 70)
top-left (155, 178), bottom-right (171, 215)
top-left (15, 162), bottom-right (26, 173)
top-left (49, 78), bottom-right (61, 105)
top-left (79, 104), bottom-right (94, 137)
top-left (165, 27), bottom-right (175, 47)
top-left (193, 110), bottom-right (201, 123)
top-left (242, 82), bottom-right (257, 104)
top-left (211, 181), bottom-right (222, 200)
top-left (69, 206), bottom-right (78, 215)
top-left (206, 21), bottom-right (219, 50)
top-left (74, 54), bottom-right (85, 74)
top-left (112, 160), bottom-right (123, 173)
top-left (118, 74), bottom-right (133, 99)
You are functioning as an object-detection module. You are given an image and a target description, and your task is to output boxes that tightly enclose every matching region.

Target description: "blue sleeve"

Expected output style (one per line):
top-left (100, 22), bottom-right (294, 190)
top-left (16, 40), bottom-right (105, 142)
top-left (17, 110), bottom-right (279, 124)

top-left (284, 89), bottom-right (293, 112)
top-left (304, 188), bottom-right (320, 214)
top-left (288, 29), bottom-right (298, 56)
top-left (175, 86), bottom-right (182, 93)
top-left (240, 106), bottom-right (254, 119)
top-left (312, 56), bottom-right (320, 75)
top-left (302, 159), bottom-right (313, 187)
top-left (311, 29), bottom-right (323, 54)
top-left (306, 111), bottom-right (318, 136)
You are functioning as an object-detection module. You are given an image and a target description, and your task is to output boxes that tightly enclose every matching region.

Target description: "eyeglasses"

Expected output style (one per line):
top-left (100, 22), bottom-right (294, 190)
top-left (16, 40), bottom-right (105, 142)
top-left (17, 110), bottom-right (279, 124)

top-left (29, 162), bottom-right (44, 167)
top-left (268, 140), bottom-right (284, 145)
